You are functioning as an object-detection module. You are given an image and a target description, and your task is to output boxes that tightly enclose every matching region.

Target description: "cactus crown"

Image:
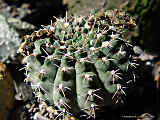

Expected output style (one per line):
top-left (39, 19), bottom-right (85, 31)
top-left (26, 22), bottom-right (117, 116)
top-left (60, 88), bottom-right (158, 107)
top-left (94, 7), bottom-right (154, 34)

top-left (19, 9), bottom-right (136, 118)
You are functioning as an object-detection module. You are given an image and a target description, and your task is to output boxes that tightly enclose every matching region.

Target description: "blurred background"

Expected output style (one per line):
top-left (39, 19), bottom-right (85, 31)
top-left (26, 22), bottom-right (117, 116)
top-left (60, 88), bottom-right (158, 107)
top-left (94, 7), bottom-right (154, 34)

top-left (0, 0), bottom-right (160, 120)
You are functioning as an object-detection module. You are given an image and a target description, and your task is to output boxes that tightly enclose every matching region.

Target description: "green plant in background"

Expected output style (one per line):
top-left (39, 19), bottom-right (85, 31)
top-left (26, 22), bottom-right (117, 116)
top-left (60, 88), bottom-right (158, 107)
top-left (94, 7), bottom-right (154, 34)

top-left (18, 9), bottom-right (137, 118)
top-left (125, 0), bottom-right (154, 38)
top-left (126, 0), bottom-right (154, 15)
top-left (125, 0), bottom-right (160, 51)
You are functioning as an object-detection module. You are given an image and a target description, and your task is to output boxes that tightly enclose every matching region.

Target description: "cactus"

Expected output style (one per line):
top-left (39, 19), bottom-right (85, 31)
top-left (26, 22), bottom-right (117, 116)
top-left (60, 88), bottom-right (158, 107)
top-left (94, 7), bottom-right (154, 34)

top-left (19, 9), bottom-right (136, 118)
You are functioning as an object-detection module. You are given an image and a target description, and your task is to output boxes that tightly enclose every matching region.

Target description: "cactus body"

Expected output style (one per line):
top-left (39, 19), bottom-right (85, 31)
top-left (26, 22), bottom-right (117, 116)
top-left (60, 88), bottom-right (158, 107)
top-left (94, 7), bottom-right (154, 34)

top-left (19, 10), bottom-right (136, 118)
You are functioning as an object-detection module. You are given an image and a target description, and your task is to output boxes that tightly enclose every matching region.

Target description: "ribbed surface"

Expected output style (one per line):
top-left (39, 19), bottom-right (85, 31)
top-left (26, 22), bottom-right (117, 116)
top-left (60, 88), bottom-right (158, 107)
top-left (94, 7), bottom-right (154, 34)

top-left (19, 9), bottom-right (136, 118)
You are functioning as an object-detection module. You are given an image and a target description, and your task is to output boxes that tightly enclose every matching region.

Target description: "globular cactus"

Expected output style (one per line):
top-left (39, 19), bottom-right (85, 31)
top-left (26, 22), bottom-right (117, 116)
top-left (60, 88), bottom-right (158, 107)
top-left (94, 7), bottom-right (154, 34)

top-left (19, 9), bottom-right (137, 118)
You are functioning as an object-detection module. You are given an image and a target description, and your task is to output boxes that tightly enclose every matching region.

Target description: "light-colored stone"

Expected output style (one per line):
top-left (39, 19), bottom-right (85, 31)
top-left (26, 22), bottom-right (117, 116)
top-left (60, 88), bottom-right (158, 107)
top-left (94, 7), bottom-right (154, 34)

top-left (63, 0), bottom-right (129, 16)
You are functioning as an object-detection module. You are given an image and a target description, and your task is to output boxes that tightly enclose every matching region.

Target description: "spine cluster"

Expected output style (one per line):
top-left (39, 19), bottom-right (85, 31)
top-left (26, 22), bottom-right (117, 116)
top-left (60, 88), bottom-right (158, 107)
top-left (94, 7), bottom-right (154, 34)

top-left (19, 9), bottom-right (137, 119)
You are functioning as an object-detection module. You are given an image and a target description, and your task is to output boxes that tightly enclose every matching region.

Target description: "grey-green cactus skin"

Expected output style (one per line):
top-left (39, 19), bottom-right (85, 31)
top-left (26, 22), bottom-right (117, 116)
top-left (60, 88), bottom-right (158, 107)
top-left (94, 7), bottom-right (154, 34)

top-left (19, 10), bottom-right (136, 117)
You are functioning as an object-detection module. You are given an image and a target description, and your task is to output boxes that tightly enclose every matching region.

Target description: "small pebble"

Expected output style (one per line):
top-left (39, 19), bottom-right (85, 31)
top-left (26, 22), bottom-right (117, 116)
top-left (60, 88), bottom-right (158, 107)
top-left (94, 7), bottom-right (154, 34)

top-left (25, 103), bottom-right (31, 109)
